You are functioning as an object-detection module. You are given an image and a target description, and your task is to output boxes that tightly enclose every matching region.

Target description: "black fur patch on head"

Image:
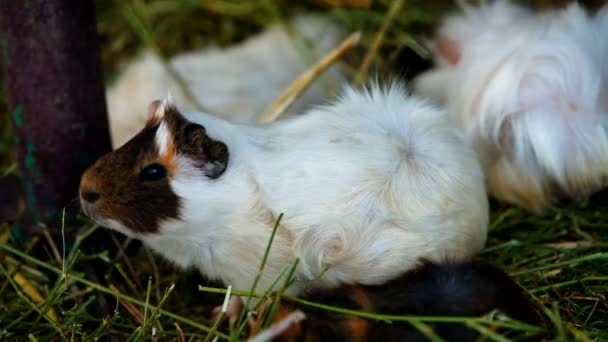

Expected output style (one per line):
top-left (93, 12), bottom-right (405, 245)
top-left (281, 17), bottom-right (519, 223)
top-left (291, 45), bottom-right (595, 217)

top-left (80, 124), bottom-right (181, 234)
top-left (161, 105), bottom-right (229, 179)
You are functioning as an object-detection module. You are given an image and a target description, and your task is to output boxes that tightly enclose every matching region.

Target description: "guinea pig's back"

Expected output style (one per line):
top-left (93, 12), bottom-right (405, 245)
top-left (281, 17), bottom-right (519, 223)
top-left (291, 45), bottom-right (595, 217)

top-left (250, 83), bottom-right (488, 288)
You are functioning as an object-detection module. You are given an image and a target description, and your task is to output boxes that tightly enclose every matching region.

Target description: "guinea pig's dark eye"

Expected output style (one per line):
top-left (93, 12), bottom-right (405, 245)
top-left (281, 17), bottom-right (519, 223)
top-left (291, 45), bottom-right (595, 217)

top-left (139, 163), bottom-right (167, 182)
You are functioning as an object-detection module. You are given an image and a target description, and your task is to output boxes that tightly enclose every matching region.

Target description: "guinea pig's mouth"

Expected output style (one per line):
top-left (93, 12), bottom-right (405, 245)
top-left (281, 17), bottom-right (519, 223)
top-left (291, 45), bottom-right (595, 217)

top-left (80, 203), bottom-right (104, 224)
top-left (79, 198), bottom-right (108, 224)
top-left (80, 203), bottom-right (138, 238)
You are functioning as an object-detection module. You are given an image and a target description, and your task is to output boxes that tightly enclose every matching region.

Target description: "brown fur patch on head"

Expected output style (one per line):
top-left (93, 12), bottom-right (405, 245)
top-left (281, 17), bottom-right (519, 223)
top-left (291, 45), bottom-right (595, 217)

top-left (80, 123), bottom-right (181, 234)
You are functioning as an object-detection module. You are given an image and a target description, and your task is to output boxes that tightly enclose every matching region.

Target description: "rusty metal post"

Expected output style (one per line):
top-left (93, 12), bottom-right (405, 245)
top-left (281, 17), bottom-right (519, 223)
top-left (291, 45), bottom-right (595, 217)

top-left (0, 0), bottom-right (112, 224)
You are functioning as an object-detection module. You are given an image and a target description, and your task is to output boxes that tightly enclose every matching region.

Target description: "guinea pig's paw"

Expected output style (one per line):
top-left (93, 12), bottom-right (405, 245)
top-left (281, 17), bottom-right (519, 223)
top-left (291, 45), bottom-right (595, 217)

top-left (247, 304), bottom-right (305, 341)
top-left (246, 300), bottom-right (273, 337)
top-left (210, 295), bottom-right (244, 327)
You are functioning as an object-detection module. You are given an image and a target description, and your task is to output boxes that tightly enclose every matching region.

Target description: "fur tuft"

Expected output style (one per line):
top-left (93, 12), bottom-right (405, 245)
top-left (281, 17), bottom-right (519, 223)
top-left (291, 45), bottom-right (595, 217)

top-left (160, 91), bottom-right (175, 113)
top-left (154, 121), bottom-right (173, 158)
top-left (414, 0), bottom-right (608, 211)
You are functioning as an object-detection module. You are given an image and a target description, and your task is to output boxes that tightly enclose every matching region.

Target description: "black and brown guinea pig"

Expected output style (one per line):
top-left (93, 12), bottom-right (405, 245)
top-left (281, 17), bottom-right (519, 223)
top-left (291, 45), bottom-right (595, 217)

top-left (259, 259), bottom-right (543, 342)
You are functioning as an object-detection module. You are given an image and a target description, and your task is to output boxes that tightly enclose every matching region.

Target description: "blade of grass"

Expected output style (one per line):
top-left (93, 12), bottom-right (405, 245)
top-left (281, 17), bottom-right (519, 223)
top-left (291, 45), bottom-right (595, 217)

top-left (408, 320), bottom-right (445, 342)
top-left (510, 252), bottom-right (607, 276)
top-left (119, 2), bottom-right (207, 112)
top-left (354, 0), bottom-right (404, 85)
top-left (0, 241), bottom-right (228, 340)
top-left (12, 272), bottom-right (59, 322)
top-left (143, 276), bottom-right (153, 327)
top-left (0, 264), bottom-right (66, 339)
top-left (203, 285), bottom-right (231, 342)
top-left (1, 225), bottom-right (59, 322)
top-left (528, 276), bottom-right (608, 294)
top-left (144, 283), bottom-right (176, 337)
top-left (543, 302), bottom-right (567, 340)
top-left (198, 286), bottom-right (545, 334)
top-left (109, 283), bottom-right (145, 325)
top-left (258, 32), bottom-right (361, 123)
top-left (464, 321), bottom-right (510, 342)
top-left (65, 223), bottom-right (99, 262)
top-left (260, 259), bottom-right (300, 329)
top-left (233, 212), bottom-right (284, 338)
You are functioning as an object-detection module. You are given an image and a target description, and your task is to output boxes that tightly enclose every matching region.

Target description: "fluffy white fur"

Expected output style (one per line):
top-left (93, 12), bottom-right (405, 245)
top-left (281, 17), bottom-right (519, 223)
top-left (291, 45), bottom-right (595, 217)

top-left (107, 14), bottom-right (345, 147)
top-left (127, 84), bottom-right (489, 295)
top-left (414, 1), bottom-right (608, 211)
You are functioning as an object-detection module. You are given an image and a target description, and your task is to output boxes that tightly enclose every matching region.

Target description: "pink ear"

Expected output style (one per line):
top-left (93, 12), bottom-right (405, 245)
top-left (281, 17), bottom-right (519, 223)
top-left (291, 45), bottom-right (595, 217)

top-left (435, 36), bottom-right (461, 65)
top-left (147, 100), bottom-right (163, 120)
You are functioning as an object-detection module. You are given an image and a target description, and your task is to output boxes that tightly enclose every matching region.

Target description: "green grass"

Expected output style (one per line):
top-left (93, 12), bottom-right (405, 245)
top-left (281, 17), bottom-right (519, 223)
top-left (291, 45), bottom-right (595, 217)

top-left (1, 0), bottom-right (607, 341)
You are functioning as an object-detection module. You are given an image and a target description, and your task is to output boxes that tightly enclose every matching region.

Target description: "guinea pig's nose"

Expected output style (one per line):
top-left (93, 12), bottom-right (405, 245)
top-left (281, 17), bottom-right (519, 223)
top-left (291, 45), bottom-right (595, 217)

top-left (81, 190), bottom-right (100, 204)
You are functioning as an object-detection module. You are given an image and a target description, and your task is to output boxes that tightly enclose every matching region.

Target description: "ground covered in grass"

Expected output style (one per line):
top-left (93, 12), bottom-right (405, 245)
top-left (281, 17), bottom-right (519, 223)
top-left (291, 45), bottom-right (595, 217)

top-left (1, 0), bottom-right (607, 341)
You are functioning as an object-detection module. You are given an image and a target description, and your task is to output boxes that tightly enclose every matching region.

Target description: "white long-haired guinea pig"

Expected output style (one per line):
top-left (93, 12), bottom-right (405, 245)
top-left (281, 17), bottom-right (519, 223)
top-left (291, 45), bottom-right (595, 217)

top-left (80, 83), bottom-right (488, 295)
top-left (414, 0), bottom-right (608, 212)
top-left (107, 14), bottom-right (345, 148)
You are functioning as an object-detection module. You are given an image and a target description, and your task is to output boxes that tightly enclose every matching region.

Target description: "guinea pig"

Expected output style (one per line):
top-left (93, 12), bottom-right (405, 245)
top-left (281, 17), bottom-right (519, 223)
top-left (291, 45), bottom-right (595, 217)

top-left (414, 1), bottom-right (608, 212)
top-left (256, 259), bottom-right (543, 342)
top-left (107, 14), bottom-right (346, 148)
top-left (80, 82), bottom-right (488, 296)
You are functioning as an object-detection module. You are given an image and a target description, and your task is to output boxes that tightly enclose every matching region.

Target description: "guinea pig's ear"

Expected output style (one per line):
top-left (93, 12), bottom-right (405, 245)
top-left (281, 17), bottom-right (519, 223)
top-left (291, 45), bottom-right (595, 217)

top-left (147, 100), bottom-right (164, 121)
top-left (183, 123), bottom-right (229, 179)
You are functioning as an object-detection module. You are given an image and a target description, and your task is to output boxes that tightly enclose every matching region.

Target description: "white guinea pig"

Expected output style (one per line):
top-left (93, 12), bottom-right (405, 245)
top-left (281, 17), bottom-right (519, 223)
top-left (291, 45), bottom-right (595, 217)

top-left (414, 1), bottom-right (608, 211)
top-left (80, 83), bottom-right (488, 295)
top-left (106, 14), bottom-right (346, 148)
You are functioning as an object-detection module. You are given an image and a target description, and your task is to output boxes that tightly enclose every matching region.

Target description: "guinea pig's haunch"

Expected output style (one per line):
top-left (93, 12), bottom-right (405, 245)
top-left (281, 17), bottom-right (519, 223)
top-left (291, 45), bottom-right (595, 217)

top-left (262, 260), bottom-right (543, 342)
top-left (414, 1), bottom-right (608, 212)
top-left (80, 83), bottom-right (488, 296)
